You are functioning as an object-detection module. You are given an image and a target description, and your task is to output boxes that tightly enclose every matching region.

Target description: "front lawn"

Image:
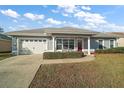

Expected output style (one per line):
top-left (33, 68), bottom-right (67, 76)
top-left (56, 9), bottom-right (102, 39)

top-left (0, 53), bottom-right (12, 61)
top-left (29, 54), bottom-right (124, 88)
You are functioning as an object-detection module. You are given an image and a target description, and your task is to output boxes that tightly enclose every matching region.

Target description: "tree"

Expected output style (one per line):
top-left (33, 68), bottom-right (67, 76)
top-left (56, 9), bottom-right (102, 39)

top-left (0, 27), bottom-right (4, 32)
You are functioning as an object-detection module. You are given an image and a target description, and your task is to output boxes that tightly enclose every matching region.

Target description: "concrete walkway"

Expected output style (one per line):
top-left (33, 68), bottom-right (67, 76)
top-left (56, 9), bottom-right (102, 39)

top-left (42, 55), bottom-right (95, 64)
top-left (0, 55), bottom-right (95, 88)
top-left (0, 55), bottom-right (43, 88)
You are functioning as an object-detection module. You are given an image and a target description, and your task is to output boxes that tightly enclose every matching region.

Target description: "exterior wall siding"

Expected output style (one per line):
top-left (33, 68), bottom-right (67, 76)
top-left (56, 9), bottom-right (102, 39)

top-left (84, 38), bottom-right (88, 49)
top-left (90, 38), bottom-right (117, 50)
top-left (12, 37), bottom-right (17, 53)
top-left (47, 37), bottom-right (53, 51)
top-left (90, 38), bottom-right (98, 49)
top-left (104, 39), bottom-right (110, 49)
top-left (11, 35), bottom-right (117, 55)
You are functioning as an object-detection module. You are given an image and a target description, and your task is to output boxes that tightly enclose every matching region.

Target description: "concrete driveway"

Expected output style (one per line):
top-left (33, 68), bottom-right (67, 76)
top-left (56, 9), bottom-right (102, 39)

top-left (0, 55), bottom-right (43, 88)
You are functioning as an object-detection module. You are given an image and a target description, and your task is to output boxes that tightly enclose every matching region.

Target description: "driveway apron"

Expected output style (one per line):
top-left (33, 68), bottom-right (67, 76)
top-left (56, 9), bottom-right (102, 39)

top-left (0, 55), bottom-right (43, 88)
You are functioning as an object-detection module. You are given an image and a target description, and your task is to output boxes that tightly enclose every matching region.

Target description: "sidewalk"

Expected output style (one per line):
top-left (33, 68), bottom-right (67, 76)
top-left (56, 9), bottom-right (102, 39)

top-left (42, 55), bottom-right (95, 64)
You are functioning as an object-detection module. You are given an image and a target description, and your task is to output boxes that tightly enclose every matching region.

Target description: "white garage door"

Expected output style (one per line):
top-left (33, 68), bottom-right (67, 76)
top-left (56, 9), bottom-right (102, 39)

top-left (20, 39), bottom-right (47, 54)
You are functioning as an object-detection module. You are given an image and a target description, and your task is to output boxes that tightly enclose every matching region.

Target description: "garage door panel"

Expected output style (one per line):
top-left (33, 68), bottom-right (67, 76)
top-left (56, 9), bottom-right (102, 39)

top-left (20, 39), bottom-right (47, 54)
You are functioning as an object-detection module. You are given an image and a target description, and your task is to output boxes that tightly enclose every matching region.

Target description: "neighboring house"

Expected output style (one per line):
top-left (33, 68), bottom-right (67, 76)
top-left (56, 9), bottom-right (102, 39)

top-left (0, 33), bottom-right (12, 52)
top-left (6, 27), bottom-right (118, 55)
top-left (107, 32), bottom-right (124, 47)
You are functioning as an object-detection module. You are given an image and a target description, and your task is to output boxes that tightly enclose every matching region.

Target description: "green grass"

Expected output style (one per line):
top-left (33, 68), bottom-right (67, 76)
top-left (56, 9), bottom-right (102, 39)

top-left (0, 53), bottom-right (12, 61)
top-left (29, 54), bottom-right (124, 88)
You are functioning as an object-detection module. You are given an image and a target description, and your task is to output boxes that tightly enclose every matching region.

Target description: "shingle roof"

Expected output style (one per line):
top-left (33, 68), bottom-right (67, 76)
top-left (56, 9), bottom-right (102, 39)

top-left (43, 27), bottom-right (98, 35)
top-left (92, 32), bottom-right (118, 38)
top-left (106, 32), bottom-right (124, 38)
top-left (6, 27), bottom-right (98, 36)
top-left (0, 33), bottom-right (11, 40)
top-left (5, 27), bottom-right (118, 38)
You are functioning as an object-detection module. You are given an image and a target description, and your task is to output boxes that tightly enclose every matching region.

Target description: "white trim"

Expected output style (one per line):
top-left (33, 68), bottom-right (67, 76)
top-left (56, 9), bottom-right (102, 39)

top-left (82, 39), bottom-right (84, 50)
top-left (97, 39), bottom-right (104, 49)
top-left (74, 38), bottom-right (76, 51)
top-left (52, 36), bottom-right (55, 52)
top-left (88, 37), bottom-right (90, 55)
top-left (109, 39), bottom-right (115, 48)
top-left (53, 35), bottom-right (90, 38)
top-left (16, 38), bottom-right (19, 55)
top-left (45, 38), bottom-right (48, 52)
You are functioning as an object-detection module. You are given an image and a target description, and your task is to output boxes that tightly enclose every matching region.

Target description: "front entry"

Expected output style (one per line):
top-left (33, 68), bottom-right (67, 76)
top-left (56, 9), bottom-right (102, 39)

top-left (78, 40), bottom-right (82, 51)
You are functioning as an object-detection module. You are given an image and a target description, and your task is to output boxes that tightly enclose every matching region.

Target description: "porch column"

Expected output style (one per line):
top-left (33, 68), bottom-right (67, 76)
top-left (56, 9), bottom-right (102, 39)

top-left (16, 38), bottom-right (19, 55)
top-left (52, 36), bottom-right (55, 52)
top-left (88, 37), bottom-right (90, 55)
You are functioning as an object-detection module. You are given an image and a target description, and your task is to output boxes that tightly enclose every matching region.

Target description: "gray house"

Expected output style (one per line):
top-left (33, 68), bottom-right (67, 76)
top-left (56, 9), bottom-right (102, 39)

top-left (6, 27), bottom-right (117, 55)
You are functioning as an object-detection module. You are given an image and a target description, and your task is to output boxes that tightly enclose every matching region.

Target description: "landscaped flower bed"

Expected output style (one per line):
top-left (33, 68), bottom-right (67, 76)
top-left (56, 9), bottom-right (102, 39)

top-left (43, 52), bottom-right (85, 59)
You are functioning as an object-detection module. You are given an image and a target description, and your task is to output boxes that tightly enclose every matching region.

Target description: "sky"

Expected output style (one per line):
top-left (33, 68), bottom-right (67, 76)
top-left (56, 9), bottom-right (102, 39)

top-left (0, 5), bottom-right (124, 32)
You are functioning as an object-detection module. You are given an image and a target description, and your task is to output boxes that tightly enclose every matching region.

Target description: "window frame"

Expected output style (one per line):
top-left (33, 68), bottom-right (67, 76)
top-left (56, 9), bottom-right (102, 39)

top-left (109, 39), bottom-right (115, 48)
top-left (56, 39), bottom-right (63, 50)
top-left (98, 39), bottom-right (104, 49)
top-left (56, 38), bottom-right (75, 50)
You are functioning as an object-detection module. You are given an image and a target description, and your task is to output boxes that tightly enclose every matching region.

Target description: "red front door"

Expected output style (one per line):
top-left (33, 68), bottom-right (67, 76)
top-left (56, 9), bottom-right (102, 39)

top-left (78, 40), bottom-right (82, 51)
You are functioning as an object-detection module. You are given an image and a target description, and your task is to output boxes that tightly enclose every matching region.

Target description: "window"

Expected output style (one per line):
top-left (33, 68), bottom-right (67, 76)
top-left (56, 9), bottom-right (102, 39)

top-left (25, 40), bottom-right (28, 42)
top-left (110, 40), bottom-right (114, 48)
top-left (56, 38), bottom-right (74, 50)
top-left (43, 40), bottom-right (46, 42)
top-left (69, 39), bottom-right (74, 49)
top-left (30, 40), bottom-right (33, 42)
top-left (63, 39), bottom-right (68, 49)
top-left (57, 39), bottom-right (62, 44)
top-left (56, 45), bottom-right (62, 50)
top-left (39, 40), bottom-right (42, 42)
top-left (56, 39), bottom-right (62, 50)
top-left (98, 40), bottom-right (103, 49)
top-left (35, 40), bottom-right (38, 42)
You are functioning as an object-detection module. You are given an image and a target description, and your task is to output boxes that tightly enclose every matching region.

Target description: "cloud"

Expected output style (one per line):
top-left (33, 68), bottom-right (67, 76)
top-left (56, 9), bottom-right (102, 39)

top-left (46, 18), bottom-right (63, 25)
top-left (51, 9), bottom-right (59, 13)
top-left (81, 6), bottom-right (91, 11)
top-left (65, 22), bottom-right (80, 28)
top-left (53, 5), bottom-right (81, 17)
top-left (8, 26), bottom-right (16, 31)
top-left (13, 19), bottom-right (18, 23)
top-left (24, 13), bottom-right (45, 21)
top-left (74, 11), bottom-right (107, 25)
top-left (0, 9), bottom-right (20, 18)
top-left (42, 5), bottom-right (47, 8)
top-left (98, 23), bottom-right (124, 32)
top-left (62, 13), bottom-right (69, 17)
top-left (9, 25), bottom-right (29, 31)
top-left (58, 5), bottom-right (78, 13)
top-left (74, 10), bottom-right (124, 32)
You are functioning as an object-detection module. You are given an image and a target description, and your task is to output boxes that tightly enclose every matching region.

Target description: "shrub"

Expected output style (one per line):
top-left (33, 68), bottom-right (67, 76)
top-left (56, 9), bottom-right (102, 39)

top-left (63, 52), bottom-right (84, 58)
top-left (43, 52), bottom-right (84, 59)
top-left (0, 51), bottom-right (11, 53)
top-left (95, 47), bottom-right (124, 54)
